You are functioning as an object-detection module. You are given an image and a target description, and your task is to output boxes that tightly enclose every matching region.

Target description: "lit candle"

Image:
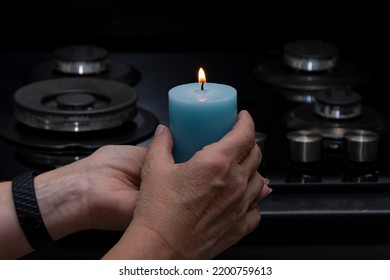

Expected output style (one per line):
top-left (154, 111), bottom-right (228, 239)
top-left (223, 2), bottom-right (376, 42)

top-left (169, 67), bottom-right (237, 163)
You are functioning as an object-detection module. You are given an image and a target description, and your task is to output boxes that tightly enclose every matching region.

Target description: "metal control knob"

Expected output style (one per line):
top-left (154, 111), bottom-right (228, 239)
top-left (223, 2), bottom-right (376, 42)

top-left (286, 130), bottom-right (323, 163)
top-left (344, 130), bottom-right (379, 163)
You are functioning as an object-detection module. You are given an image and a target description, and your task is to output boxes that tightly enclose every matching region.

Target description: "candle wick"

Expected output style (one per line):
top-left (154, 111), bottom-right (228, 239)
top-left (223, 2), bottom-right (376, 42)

top-left (201, 82), bottom-right (204, 91)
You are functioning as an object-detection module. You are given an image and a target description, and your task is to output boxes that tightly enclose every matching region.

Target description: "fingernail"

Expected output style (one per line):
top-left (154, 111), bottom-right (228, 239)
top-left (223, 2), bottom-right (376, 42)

top-left (154, 124), bottom-right (166, 136)
top-left (263, 177), bottom-right (270, 185)
top-left (264, 184), bottom-right (273, 195)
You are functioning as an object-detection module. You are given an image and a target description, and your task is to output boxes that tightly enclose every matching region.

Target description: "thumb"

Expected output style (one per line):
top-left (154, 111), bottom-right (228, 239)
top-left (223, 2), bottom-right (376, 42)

top-left (145, 124), bottom-right (175, 165)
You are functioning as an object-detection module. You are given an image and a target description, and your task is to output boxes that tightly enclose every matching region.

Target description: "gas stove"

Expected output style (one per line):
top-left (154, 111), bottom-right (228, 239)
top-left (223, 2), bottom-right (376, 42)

top-left (1, 41), bottom-right (390, 259)
top-left (250, 40), bottom-right (390, 189)
top-left (0, 45), bottom-right (157, 171)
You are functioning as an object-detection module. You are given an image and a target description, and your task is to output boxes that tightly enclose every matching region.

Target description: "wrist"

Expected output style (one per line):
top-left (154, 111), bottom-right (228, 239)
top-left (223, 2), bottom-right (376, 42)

top-left (103, 222), bottom-right (184, 259)
top-left (34, 164), bottom-right (91, 240)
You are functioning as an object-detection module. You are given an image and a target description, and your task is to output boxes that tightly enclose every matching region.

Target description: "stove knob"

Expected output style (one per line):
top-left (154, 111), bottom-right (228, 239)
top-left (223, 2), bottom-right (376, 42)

top-left (286, 130), bottom-right (323, 163)
top-left (344, 130), bottom-right (379, 163)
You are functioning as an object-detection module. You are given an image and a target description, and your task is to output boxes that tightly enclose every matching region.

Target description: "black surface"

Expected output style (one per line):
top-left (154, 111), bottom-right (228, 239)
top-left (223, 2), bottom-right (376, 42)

top-left (284, 40), bottom-right (339, 59)
top-left (1, 49), bottom-right (390, 260)
top-left (53, 45), bottom-right (109, 62)
top-left (1, 1), bottom-right (387, 55)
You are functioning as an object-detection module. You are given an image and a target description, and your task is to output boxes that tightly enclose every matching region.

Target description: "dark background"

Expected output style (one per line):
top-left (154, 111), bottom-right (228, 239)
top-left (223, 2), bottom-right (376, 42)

top-left (1, 1), bottom-right (387, 87)
top-left (0, 1), bottom-right (386, 53)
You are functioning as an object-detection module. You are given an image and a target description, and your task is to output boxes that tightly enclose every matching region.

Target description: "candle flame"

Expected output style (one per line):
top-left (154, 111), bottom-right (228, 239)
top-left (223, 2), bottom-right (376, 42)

top-left (198, 67), bottom-right (206, 83)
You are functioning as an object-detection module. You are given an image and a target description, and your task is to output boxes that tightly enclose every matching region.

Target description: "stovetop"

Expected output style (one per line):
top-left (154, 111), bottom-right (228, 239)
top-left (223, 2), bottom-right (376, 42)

top-left (1, 46), bottom-right (390, 259)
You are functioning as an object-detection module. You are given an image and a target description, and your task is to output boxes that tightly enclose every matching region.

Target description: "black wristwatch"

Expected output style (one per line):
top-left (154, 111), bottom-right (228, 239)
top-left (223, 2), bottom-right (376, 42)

top-left (12, 171), bottom-right (60, 255)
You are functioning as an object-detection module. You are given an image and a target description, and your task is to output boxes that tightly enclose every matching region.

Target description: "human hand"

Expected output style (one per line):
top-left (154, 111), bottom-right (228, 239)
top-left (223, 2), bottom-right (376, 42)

top-left (35, 145), bottom-right (147, 240)
top-left (103, 110), bottom-right (271, 259)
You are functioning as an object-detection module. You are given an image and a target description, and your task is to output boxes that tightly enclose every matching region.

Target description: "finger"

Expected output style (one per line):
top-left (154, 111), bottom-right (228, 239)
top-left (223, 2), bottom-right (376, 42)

top-left (243, 172), bottom-right (263, 209)
top-left (145, 124), bottom-right (175, 167)
top-left (258, 178), bottom-right (272, 201)
top-left (245, 174), bottom-right (272, 210)
top-left (238, 142), bottom-right (262, 179)
top-left (243, 207), bottom-right (261, 234)
top-left (216, 110), bottom-right (256, 163)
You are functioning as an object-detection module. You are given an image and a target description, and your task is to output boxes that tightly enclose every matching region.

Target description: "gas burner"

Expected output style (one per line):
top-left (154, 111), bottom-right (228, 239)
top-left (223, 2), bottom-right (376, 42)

top-left (52, 45), bottom-right (109, 75)
top-left (282, 88), bottom-right (389, 151)
top-left (13, 78), bottom-right (138, 132)
top-left (283, 40), bottom-right (338, 72)
top-left (314, 89), bottom-right (361, 120)
top-left (254, 40), bottom-right (371, 103)
top-left (21, 45), bottom-right (140, 85)
top-left (0, 77), bottom-right (158, 169)
top-left (0, 107), bottom-right (157, 151)
top-left (0, 107), bottom-right (157, 169)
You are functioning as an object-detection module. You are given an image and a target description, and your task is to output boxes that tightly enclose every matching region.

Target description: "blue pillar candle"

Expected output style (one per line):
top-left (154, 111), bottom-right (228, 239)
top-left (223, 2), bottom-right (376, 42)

top-left (169, 68), bottom-right (237, 163)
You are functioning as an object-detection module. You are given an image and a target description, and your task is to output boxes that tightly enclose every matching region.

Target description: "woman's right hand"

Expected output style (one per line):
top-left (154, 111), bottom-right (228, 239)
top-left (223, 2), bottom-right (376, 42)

top-left (103, 110), bottom-right (271, 259)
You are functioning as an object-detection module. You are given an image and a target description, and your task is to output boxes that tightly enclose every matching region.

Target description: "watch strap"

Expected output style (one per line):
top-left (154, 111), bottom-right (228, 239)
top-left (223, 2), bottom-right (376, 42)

top-left (12, 171), bottom-right (59, 254)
